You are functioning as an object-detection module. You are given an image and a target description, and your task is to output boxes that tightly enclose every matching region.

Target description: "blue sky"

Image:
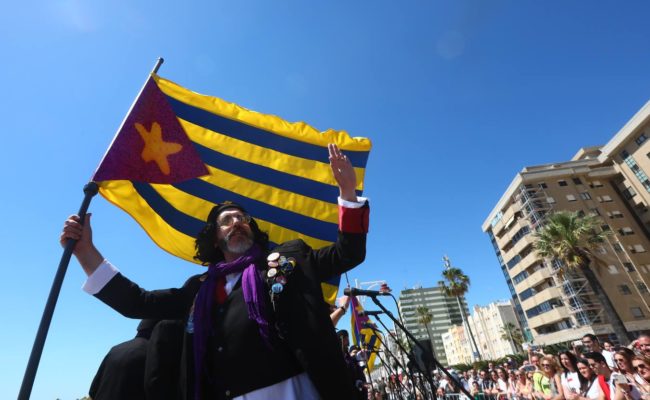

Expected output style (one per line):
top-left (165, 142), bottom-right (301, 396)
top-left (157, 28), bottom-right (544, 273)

top-left (3, 1), bottom-right (650, 398)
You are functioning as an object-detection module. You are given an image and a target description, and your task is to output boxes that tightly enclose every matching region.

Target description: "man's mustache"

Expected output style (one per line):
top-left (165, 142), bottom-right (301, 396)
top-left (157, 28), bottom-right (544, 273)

top-left (225, 227), bottom-right (250, 241)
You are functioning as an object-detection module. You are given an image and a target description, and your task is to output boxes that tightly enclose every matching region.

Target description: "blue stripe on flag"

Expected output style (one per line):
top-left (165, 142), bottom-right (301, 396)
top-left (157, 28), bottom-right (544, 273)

top-left (133, 182), bottom-right (205, 238)
top-left (194, 143), bottom-right (362, 202)
top-left (173, 179), bottom-right (338, 243)
top-left (167, 96), bottom-right (370, 167)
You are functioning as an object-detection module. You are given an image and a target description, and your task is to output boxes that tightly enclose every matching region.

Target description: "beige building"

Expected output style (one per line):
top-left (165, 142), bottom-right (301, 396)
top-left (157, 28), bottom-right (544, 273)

top-left (468, 301), bottom-right (521, 359)
top-left (442, 325), bottom-right (473, 366)
top-left (482, 100), bottom-right (650, 345)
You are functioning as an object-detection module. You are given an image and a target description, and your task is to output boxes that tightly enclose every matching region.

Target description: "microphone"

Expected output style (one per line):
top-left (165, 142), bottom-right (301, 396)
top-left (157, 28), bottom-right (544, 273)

top-left (358, 310), bottom-right (384, 316)
top-left (344, 287), bottom-right (391, 297)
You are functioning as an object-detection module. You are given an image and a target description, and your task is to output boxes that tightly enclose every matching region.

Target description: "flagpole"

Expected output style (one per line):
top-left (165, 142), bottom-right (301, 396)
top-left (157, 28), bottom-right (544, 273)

top-left (18, 182), bottom-right (98, 400)
top-left (18, 57), bottom-right (164, 400)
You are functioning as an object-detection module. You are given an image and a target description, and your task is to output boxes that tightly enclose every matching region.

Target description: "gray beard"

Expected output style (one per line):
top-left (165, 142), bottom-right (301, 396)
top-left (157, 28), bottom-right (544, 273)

top-left (221, 230), bottom-right (254, 254)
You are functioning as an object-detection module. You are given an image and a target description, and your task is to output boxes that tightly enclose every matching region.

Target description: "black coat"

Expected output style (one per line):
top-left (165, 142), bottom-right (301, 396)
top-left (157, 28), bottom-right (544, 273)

top-left (95, 230), bottom-right (366, 399)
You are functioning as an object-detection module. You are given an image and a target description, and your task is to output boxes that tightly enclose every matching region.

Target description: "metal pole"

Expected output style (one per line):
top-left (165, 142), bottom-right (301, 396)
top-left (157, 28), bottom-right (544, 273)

top-left (18, 182), bottom-right (98, 400)
top-left (18, 56), bottom-right (164, 400)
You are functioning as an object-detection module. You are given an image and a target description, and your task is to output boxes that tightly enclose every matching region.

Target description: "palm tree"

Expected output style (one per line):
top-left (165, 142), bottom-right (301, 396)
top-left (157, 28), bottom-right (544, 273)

top-left (533, 210), bottom-right (631, 344)
top-left (439, 256), bottom-right (482, 361)
top-left (500, 322), bottom-right (524, 351)
top-left (416, 305), bottom-right (435, 352)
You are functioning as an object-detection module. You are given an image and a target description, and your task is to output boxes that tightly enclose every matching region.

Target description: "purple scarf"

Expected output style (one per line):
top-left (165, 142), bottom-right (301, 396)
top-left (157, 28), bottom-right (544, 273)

top-left (192, 245), bottom-right (271, 399)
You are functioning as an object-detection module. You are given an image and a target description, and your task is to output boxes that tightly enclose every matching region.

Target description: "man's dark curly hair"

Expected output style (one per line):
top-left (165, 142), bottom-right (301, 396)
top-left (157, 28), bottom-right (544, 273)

top-left (194, 204), bottom-right (270, 265)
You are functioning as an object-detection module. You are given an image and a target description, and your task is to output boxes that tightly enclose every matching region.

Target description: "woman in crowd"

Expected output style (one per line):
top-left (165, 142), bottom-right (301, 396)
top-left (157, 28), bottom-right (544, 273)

top-left (516, 370), bottom-right (533, 400)
top-left (534, 355), bottom-right (564, 400)
top-left (571, 358), bottom-right (599, 400)
top-left (508, 370), bottom-right (519, 400)
top-left (560, 350), bottom-right (584, 396)
top-left (613, 348), bottom-right (643, 400)
top-left (496, 368), bottom-right (509, 399)
top-left (630, 355), bottom-right (650, 399)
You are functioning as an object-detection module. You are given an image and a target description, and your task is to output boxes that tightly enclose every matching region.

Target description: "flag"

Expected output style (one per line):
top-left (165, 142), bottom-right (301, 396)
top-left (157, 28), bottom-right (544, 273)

top-left (92, 74), bottom-right (371, 303)
top-left (350, 295), bottom-right (382, 371)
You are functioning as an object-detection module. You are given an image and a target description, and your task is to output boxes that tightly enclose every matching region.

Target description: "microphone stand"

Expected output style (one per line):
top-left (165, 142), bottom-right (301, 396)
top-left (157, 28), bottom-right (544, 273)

top-left (369, 315), bottom-right (424, 399)
top-left (370, 296), bottom-right (472, 399)
top-left (364, 324), bottom-right (412, 400)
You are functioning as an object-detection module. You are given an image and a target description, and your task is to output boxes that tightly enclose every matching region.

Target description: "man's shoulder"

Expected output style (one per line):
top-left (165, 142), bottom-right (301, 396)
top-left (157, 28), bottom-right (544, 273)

top-left (271, 239), bottom-right (311, 253)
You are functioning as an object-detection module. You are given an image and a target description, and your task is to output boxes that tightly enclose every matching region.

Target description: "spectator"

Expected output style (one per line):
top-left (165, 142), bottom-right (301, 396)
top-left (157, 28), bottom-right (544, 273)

top-left (630, 334), bottom-right (650, 358)
top-left (630, 355), bottom-right (650, 398)
top-left (559, 350), bottom-right (583, 396)
top-left (612, 348), bottom-right (641, 400)
top-left (471, 380), bottom-right (482, 400)
top-left (585, 352), bottom-right (613, 400)
top-left (573, 358), bottom-right (599, 400)
top-left (496, 368), bottom-right (509, 398)
top-left (515, 370), bottom-right (532, 400)
top-left (534, 355), bottom-right (564, 400)
top-left (480, 369), bottom-right (497, 399)
top-left (337, 330), bottom-right (367, 400)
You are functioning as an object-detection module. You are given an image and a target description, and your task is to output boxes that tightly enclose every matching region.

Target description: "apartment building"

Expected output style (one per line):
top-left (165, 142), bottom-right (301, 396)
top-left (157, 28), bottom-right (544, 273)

top-left (398, 286), bottom-right (466, 366)
top-left (468, 301), bottom-right (521, 359)
top-left (442, 324), bottom-right (473, 366)
top-left (482, 101), bottom-right (650, 345)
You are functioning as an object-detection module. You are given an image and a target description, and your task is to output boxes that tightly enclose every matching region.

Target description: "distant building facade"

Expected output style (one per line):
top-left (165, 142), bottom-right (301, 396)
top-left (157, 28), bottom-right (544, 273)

top-left (468, 300), bottom-right (521, 359)
top-left (442, 324), bottom-right (473, 366)
top-left (398, 286), bottom-right (466, 366)
top-left (482, 101), bottom-right (650, 345)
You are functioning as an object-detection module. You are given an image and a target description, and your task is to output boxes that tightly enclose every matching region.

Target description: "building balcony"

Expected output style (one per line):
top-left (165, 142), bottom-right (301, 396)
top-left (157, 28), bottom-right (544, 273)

top-left (532, 325), bottom-right (596, 346)
top-left (521, 287), bottom-right (563, 310)
top-left (514, 267), bottom-right (553, 292)
top-left (508, 250), bottom-right (539, 277)
top-left (527, 306), bottom-right (570, 330)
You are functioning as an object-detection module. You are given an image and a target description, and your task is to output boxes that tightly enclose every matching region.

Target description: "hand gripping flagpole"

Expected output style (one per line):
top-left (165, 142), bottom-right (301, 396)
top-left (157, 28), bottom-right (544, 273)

top-left (18, 57), bottom-right (165, 400)
top-left (18, 182), bottom-right (98, 400)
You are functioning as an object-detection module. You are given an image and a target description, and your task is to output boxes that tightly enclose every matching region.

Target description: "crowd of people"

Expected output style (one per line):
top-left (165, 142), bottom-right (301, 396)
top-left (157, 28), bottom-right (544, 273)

top-left (421, 333), bottom-right (650, 400)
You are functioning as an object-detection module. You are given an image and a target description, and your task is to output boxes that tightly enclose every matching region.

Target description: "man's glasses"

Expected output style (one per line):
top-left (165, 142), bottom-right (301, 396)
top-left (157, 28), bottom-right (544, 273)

top-left (217, 213), bottom-right (252, 227)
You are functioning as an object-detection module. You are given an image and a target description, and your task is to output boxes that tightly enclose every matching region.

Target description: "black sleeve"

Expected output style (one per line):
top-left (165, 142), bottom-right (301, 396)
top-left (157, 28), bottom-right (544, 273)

top-left (310, 231), bottom-right (367, 282)
top-left (95, 273), bottom-right (202, 320)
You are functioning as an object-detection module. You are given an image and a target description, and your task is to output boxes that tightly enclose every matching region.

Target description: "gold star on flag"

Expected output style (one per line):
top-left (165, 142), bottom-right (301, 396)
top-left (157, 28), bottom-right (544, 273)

top-left (135, 122), bottom-right (183, 175)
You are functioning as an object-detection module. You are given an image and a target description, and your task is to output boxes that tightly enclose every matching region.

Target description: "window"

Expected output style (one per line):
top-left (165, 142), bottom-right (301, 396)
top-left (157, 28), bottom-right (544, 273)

top-left (601, 224), bottom-right (611, 232)
top-left (539, 182), bottom-right (548, 189)
top-left (601, 195), bottom-right (613, 202)
top-left (566, 194), bottom-right (577, 202)
top-left (624, 263), bottom-right (636, 272)
top-left (547, 197), bottom-right (556, 204)
top-left (620, 227), bottom-right (635, 236)
top-left (590, 180), bottom-right (604, 188)
top-left (580, 192), bottom-right (592, 200)
top-left (633, 244), bottom-right (647, 253)
top-left (619, 285), bottom-right (632, 295)
top-left (641, 265), bottom-right (649, 273)
top-left (631, 307), bottom-right (645, 319)
top-left (573, 178), bottom-right (583, 185)
top-left (558, 180), bottom-right (568, 187)
top-left (637, 281), bottom-right (649, 294)
top-left (637, 133), bottom-right (648, 145)
top-left (597, 246), bottom-right (607, 255)
top-left (613, 243), bottom-right (624, 253)
top-left (623, 187), bottom-right (637, 200)
top-left (609, 211), bottom-right (624, 219)
top-left (607, 265), bottom-right (620, 274)
top-left (590, 208), bottom-right (601, 216)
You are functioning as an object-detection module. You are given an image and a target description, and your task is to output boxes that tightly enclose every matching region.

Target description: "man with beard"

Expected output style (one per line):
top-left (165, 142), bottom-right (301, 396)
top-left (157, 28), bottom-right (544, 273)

top-left (61, 144), bottom-right (369, 400)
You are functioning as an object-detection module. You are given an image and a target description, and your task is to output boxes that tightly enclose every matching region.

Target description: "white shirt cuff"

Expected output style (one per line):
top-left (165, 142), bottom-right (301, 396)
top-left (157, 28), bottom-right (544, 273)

top-left (82, 260), bottom-right (119, 295)
top-left (338, 196), bottom-right (368, 209)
